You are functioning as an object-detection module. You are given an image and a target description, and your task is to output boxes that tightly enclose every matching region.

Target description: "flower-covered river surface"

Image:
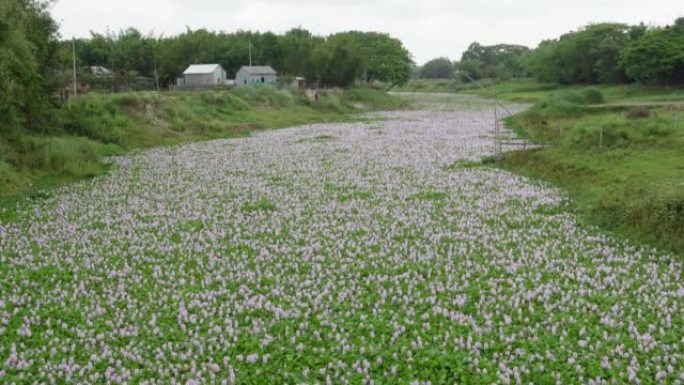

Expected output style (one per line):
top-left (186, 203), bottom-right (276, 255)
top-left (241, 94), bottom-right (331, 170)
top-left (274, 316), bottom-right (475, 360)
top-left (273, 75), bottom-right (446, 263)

top-left (1, 95), bottom-right (683, 384)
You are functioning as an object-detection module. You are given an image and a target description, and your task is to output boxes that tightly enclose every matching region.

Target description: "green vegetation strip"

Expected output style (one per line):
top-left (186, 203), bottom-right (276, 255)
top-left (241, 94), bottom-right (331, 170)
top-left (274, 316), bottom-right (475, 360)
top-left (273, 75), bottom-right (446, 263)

top-left (0, 87), bottom-right (406, 205)
top-left (491, 82), bottom-right (684, 254)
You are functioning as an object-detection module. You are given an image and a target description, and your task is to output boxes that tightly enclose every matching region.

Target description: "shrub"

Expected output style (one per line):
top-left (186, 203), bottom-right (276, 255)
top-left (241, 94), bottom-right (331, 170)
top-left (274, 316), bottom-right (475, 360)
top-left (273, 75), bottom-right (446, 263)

top-left (60, 99), bottom-right (129, 145)
top-left (530, 91), bottom-right (586, 115)
top-left (582, 88), bottom-right (605, 104)
top-left (111, 93), bottom-right (146, 108)
top-left (269, 91), bottom-right (295, 108)
top-left (0, 161), bottom-right (21, 189)
top-left (231, 87), bottom-right (276, 105)
top-left (14, 136), bottom-right (105, 177)
top-left (317, 94), bottom-right (346, 113)
top-left (195, 91), bottom-right (251, 112)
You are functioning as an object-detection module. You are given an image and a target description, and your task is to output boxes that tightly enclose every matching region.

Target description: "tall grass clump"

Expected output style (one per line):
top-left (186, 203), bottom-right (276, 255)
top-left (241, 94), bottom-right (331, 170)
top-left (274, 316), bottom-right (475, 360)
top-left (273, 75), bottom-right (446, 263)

top-left (581, 87), bottom-right (605, 104)
top-left (6, 136), bottom-right (111, 179)
top-left (529, 88), bottom-right (605, 115)
top-left (0, 160), bottom-right (22, 192)
top-left (110, 92), bottom-right (150, 109)
top-left (530, 91), bottom-right (588, 115)
top-left (316, 94), bottom-right (347, 113)
top-left (60, 97), bottom-right (131, 145)
top-left (268, 90), bottom-right (296, 108)
top-left (593, 185), bottom-right (684, 252)
top-left (231, 87), bottom-right (276, 105)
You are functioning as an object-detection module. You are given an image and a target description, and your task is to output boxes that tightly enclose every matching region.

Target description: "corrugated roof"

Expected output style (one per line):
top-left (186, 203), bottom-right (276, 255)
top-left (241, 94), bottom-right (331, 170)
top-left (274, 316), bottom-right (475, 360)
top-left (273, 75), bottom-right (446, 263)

top-left (183, 64), bottom-right (222, 75)
top-left (241, 66), bottom-right (277, 75)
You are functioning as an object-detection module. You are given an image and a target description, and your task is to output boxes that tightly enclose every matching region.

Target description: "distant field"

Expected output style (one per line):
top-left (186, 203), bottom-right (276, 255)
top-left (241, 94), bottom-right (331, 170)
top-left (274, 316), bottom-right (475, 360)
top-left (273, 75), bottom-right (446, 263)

top-left (397, 78), bottom-right (684, 104)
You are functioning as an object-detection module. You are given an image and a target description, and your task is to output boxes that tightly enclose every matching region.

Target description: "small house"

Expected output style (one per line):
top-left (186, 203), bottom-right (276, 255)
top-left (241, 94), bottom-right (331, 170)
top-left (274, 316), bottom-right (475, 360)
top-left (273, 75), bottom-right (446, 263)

top-left (177, 64), bottom-right (227, 89)
top-left (235, 66), bottom-right (278, 88)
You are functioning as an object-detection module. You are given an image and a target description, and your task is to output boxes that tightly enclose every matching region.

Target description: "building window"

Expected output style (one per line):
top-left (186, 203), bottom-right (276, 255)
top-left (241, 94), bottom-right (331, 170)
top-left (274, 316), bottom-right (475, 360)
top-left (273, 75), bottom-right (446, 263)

top-left (261, 77), bottom-right (265, 83)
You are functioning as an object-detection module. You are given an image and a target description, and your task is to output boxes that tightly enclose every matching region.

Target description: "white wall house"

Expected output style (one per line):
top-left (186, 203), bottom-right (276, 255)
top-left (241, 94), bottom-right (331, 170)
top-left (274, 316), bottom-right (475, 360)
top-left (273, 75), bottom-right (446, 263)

top-left (177, 64), bottom-right (227, 89)
top-left (235, 66), bottom-right (278, 88)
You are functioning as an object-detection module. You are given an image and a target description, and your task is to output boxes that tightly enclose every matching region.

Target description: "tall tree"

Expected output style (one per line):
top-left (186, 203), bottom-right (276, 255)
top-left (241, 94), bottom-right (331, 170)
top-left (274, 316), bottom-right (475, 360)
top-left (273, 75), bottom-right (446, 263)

top-left (0, 0), bottom-right (59, 134)
top-left (420, 58), bottom-right (454, 79)
top-left (621, 19), bottom-right (684, 84)
top-left (460, 42), bottom-right (529, 79)
top-left (526, 23), bottom-right (637, 84)
top-left (323, 31), bottom-right (412, 87)
top-left (280, 28), bottom-right (320, 78)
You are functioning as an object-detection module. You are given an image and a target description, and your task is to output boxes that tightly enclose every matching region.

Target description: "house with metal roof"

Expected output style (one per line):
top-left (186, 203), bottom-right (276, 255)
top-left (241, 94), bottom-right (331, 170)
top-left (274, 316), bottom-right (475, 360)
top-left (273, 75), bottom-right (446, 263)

top-left (235, 66), bottom-right (278, 88)
top-left (177, 64), bottom-right (227, 89)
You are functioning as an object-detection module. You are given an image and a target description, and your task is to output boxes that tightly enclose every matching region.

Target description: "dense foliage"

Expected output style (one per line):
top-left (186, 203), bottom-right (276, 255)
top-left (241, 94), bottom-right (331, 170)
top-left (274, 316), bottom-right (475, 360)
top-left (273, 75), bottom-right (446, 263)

top-left (0, 0), bottom-right (60, 134)
top-left (419, 57), bottom-right (454, 79)
top-left (460, 42), bottom-right (529, 80)
top-left (620, 18), bottom-right (684, 84)
top-left (65, 28), bottom-right (413, 89)
top-left (444, 18), bottom-right (683, 86)
top-left (525, 23), bottom-right (639, 84)
top-left (524, 19), bottom-right (684, 85)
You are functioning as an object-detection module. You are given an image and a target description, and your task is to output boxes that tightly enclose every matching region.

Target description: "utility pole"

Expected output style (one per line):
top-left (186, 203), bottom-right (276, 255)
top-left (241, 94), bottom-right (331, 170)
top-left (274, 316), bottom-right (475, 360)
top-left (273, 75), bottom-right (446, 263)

top-left (494, 103), bottom-right (500, 160)
top-left (72, 38), bottom-right (78, 95)
top-left (248, 38), bottom-right (253, 67)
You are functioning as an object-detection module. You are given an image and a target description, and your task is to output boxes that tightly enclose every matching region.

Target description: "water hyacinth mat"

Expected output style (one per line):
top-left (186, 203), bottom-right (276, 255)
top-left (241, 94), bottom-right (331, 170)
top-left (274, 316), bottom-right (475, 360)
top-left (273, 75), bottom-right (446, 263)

top-left (1, 104), bottom-right (683, 384)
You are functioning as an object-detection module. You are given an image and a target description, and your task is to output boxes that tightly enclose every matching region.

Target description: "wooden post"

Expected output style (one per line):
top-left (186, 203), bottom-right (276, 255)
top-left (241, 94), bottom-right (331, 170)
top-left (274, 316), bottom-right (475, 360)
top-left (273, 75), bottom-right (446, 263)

top-left (673, 106), bottom-right (680, 130)
top-left (153, 44), bottom-right (160, 92)
top-left (494, 104), bottom-right (500, 161)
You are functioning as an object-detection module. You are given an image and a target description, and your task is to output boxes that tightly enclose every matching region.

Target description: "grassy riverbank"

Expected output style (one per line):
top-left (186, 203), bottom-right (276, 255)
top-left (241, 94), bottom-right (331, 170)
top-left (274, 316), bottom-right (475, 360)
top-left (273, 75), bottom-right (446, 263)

top-left (485, 81), bottom-right (684, 253)
top-left (0, 87), bottom-right (405, 206)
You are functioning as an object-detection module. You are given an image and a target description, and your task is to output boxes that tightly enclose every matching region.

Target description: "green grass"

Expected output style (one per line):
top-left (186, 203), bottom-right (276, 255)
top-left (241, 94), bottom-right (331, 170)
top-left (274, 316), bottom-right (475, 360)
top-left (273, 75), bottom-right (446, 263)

top-left (393, 79), bottom-right (463, 93)
top-left (394, 78), bottom-right (561, 102)
top-left (398, 78), bottom-right (684, 105)
top-left (0, 87), bottom-right (404, 205)
top-left (500, 88), bottom-right (684, 253)
top-left (457, 78), bottom-right (684, 105)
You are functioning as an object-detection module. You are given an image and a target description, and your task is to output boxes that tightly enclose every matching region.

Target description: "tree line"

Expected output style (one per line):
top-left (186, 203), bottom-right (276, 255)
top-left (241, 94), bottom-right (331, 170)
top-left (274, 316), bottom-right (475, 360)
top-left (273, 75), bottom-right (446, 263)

top-left (67, 27), bottom-right (412, 89)
top-left (418, 18), bottom-right (684, 85)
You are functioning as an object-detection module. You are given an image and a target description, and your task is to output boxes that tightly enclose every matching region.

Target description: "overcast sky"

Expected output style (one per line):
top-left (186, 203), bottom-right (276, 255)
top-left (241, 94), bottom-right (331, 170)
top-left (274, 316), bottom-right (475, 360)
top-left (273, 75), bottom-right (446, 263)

top-left (51, 0), bottom-right (682, 65)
